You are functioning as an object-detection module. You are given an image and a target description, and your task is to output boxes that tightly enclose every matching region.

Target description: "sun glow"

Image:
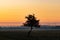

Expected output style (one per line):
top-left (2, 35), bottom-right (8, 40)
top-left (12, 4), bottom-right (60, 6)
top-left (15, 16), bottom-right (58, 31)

top-left (0, 0), bottom-right (60, 26)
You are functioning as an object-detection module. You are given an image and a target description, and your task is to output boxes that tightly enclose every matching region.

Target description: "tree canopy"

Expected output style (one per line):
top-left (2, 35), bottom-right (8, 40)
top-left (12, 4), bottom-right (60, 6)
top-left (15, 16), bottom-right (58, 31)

top-left (24, 14), bottom-right (40, 27)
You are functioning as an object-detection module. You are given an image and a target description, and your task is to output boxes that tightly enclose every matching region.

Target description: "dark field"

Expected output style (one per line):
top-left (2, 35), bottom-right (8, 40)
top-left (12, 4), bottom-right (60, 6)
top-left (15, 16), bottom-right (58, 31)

top-left (0, 30), bottom-right (60, 40)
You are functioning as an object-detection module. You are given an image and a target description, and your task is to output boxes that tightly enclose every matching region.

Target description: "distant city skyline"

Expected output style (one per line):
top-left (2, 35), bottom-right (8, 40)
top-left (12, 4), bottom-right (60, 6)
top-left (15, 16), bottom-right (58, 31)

top-left (0, 0), bottom-right (60, 26)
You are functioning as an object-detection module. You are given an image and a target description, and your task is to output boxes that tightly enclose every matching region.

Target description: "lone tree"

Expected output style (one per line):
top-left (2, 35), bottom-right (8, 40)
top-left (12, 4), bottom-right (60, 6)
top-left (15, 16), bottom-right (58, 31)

top-left (24, 14), bottom-right (40, 37)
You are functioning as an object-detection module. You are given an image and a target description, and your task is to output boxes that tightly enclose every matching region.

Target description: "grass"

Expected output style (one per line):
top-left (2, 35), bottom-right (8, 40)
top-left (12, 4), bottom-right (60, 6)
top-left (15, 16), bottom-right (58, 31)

top-left (0, 30), bottom-right (60, 40)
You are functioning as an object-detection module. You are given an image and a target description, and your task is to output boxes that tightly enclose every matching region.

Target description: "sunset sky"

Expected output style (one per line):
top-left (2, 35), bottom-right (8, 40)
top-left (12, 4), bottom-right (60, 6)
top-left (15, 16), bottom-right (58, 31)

top-left (0, 0), bottom-right (60, 26)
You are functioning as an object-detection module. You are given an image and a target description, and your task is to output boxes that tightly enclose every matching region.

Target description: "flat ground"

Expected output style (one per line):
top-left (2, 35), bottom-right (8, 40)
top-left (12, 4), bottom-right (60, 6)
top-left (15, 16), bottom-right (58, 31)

top-left (0, 30), bottom-right (60, 40)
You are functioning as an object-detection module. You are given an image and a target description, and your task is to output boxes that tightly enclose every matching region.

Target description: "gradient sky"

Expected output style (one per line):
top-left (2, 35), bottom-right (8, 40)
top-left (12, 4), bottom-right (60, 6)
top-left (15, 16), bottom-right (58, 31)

top-left (0, 0), bottom-right (60, 25)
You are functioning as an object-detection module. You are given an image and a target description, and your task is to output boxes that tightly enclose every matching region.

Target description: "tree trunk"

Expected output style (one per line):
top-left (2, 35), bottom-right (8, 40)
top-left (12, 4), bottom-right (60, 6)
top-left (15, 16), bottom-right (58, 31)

top-left (27, 26), bottom-right (33, 37)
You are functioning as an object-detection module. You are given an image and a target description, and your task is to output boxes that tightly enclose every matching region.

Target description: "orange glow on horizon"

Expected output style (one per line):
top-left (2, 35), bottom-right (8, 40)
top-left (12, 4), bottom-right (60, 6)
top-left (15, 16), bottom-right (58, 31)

top-left (0, 0), bottom-right (60, 25)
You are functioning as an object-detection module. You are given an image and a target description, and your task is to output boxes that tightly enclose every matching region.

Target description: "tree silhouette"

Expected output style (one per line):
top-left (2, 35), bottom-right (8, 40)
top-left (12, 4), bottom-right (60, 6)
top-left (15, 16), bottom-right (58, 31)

top-left (24, 14), bottom-right (40, 37)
